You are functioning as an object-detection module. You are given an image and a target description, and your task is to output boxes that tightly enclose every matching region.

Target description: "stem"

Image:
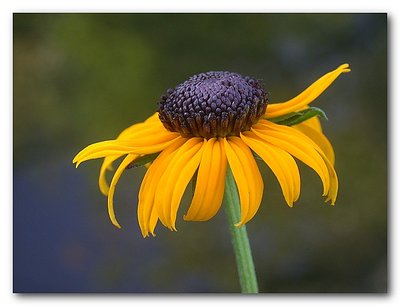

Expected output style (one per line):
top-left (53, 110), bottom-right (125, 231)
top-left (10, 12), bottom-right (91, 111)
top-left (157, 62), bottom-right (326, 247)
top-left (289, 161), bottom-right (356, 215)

top-left (224, 166), bottom-right (259, 293)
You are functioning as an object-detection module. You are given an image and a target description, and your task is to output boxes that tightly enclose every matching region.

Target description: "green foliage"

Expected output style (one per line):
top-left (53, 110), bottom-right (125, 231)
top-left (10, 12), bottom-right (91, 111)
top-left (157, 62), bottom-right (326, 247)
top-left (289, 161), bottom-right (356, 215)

top-left (269, 107), bottom-right (328, 126)
top-left (126, 153), bottom-right (159, 169)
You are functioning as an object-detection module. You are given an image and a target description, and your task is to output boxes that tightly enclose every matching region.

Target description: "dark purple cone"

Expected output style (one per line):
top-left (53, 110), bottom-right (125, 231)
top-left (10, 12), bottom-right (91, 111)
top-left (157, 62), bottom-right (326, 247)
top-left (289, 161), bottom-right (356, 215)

top-left (158, 71), bottom-right (268, 138)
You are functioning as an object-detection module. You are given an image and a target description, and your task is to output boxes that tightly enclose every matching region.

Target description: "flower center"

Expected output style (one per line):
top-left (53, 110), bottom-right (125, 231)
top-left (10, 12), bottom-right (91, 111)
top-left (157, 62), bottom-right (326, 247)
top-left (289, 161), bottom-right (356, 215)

top-left (158, 71), bottom-right (268, 138)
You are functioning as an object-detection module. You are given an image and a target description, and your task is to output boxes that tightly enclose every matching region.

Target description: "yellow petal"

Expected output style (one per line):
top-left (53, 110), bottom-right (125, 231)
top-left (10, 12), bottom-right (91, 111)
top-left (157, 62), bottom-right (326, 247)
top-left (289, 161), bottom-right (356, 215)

top-left (241, 132), bottom-right (300, 206)
top-left (107, 154), bottom-right (138, 228)
top-left (96, 113), bottom-right (165, 196)
top-left (184, 139), bottom-right (214, 220)
top-left (184, 138), bottom-right (227, 221)
top-left (252, 121), bottom-right (330, 196)
top-left (73, 116), bottom-right (179, 164)
top-left (223, 138), bottom-right (249, 225)
top-left (99, 155), bottom-right (121, 195)
top-left (301, 115), bottom-right (322, 133)
top-left (304, 135), bottom-right (338, 204)
top-left (224, 137), bottom-right (263, 226)
top-left (118, 121), bottom-right (167, 140)
top-left (266, 64), bottom-right (350, 118)
top-left (144, 112), bottom-right (161, 123)
top-left (117, 118), bottom-right (162, 140)
top-left (254, 119), bottom-right (338, 204)
top-left (154, 138), bottom-right (205, 230)
top-left (323, 154), bottom-right (338, 204)
top-left (73, 146), bottom-right (134, 167)
top-left (138, 138), bottom-right (187, 237)
top-left (113, 112), bottom-right (163, 141)
top-left (120, 133), bottom-right (183, 155)
top-left (292, 122), bottom-right (335, 165)
top-left (283, 122), bottom-right (338, 204)
top-left (73, 132), bottom-right (181, 166)
top-left (73, 141), bottom-right (132, 165)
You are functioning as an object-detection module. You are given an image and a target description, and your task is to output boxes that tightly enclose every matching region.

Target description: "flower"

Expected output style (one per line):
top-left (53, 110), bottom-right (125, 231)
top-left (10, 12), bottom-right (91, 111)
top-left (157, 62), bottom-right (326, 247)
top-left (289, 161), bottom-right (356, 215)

top-left (73, 64), bottom-right (350, 237)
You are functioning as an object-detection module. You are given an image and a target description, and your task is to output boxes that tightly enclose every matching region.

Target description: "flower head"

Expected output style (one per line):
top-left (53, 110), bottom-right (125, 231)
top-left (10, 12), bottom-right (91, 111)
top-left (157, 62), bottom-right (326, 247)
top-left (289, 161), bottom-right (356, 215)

top-left (73, 64), bottom-right (350, 237)
top-left (158, 71), bottom-right (268, 138)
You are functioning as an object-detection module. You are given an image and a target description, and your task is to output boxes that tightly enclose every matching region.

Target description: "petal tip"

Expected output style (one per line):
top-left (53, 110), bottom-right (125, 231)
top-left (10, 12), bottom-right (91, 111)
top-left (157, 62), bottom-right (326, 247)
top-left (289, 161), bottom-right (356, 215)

top-left (141, 232), bottom-right (149, 238)
top-left (339, 63), bottom-right (351, 73)
top-left (286, 201), bottom-right (294, 208)
top-left (72, 156), bottom-right (79, 166)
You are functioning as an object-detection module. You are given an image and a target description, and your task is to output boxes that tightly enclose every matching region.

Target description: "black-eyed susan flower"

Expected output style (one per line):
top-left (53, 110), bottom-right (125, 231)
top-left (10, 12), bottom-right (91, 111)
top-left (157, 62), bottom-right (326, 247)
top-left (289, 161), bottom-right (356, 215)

top-left (73, 64), bottom-right (350, 238)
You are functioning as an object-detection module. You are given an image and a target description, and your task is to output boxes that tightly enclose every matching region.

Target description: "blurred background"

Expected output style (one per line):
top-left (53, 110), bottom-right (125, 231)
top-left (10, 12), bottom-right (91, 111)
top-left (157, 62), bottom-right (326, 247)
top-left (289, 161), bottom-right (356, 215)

top-left (13, 13), bottom-right (387, 293)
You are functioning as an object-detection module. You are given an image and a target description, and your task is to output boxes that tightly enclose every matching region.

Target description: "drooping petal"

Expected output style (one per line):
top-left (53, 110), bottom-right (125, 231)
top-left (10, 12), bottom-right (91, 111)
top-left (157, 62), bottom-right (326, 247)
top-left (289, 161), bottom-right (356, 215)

top-left (107, 153), bottom-right (138, 228)
top-left (223, 137), bottom-right (263, 226)
top-left (292, 122), bottom-right (335, 165)
top-left (252, 120), bottom-right (330, 197)
top-left (241, 131), bottom-right (300, 206)
top-left (138, 137), bottom-right (187, 237)
top-left (295, 127), bottom-right (338, 204)
top-left (266, 64), bottom-right (350, 118)
top-left (73, 131), bottom-right (181, 166)
top-left (96, 113), bottom-right (166, 195)
top-left (184, 138), bottom-right (227, 221)
top-left (321, 153), bottom-right (338, 204)
top-left (72, 115), bottom-right (176, 165)
top-left (258, 119), bottom-right (338, 204)
top-left (99, 155), bottom-right (121, 195)
top-left (73, 141), bottom-right (137, 167)
top-left (301, 115), bottom-right (322, 133)
top-left (154, 138), bottom-right (205, 230)
top-left (223, 138), bottom-right (249, 224)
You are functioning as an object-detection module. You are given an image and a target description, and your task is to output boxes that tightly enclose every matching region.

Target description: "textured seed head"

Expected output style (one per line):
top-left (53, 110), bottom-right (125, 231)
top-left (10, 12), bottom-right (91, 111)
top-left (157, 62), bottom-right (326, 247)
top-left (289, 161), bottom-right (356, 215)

top-left (158, 71), bottom-right (268, 138)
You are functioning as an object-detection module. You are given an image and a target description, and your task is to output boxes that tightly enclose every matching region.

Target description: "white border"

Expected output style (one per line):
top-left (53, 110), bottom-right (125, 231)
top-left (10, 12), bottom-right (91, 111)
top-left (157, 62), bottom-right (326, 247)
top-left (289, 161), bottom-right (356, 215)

top-left (3, 0), bottom-right (397, 12)
top-left (2, 1), bottom-right (397, 305)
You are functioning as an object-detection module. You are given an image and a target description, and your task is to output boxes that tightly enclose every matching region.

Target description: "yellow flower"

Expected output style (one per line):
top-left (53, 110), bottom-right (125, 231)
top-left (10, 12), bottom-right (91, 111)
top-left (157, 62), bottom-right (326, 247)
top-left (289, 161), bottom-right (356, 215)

top-left (73, 64), bottom-right (350, 237)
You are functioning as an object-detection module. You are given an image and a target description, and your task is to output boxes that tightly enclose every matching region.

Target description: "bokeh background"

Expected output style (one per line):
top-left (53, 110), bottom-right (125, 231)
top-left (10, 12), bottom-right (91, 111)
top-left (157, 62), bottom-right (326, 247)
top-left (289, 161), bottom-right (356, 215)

top-left (13, 13), bottom-right (387, 293)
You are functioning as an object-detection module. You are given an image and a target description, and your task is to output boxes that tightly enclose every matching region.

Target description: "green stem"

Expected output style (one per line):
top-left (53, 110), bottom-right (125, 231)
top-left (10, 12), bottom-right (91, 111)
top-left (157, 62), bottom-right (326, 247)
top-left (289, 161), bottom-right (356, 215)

top-left (224, 166), bottom-right (259, 293)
